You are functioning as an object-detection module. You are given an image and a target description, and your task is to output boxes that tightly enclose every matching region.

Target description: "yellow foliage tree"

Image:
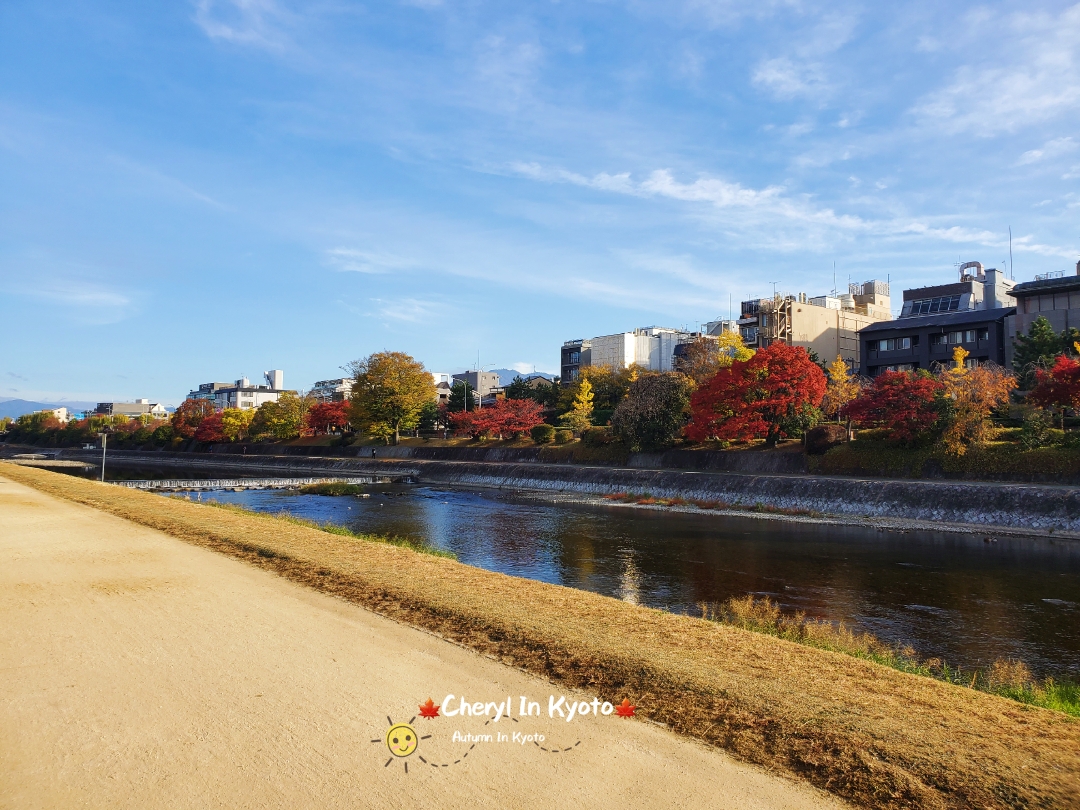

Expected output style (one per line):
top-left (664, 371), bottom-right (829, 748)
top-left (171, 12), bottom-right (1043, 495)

top-left (822, 356), bottom-right (862, 421)
top-left (220, 407), bottom-right (255, 442)
top-left (940, 348), bottom-right (1016, 455)
top-left (559, 377), bottom-right (594, 433)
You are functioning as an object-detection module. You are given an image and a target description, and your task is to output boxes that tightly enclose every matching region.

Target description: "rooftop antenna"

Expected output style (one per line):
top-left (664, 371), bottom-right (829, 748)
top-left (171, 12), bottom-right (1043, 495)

top-left (1009, 226), bottom-right (1014, 280)
top-left (728, 293), bottom-right (732, 322)
top-left (832, 261), bottom-right (836, 297)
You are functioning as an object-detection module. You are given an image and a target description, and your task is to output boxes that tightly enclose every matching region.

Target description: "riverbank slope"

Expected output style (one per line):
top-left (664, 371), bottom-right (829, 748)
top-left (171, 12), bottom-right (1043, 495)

top-left (3, 463), bottom-right (1077, 809)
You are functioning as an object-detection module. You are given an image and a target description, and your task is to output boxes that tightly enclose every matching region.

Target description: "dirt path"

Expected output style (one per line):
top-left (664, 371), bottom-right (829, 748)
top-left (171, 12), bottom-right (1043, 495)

top-left (0, 475), bottom-right (846, 810)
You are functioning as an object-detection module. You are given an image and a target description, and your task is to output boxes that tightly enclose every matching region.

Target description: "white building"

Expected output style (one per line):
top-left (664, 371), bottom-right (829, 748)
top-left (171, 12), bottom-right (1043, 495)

top-left (311, 378), bottom-right (353, 402)
top-left (588, 326), bottom-right (697, 373)
top-left (187, 370), bottom-right (287, 410)
top-left (39, 407), bottom-right (71, 423)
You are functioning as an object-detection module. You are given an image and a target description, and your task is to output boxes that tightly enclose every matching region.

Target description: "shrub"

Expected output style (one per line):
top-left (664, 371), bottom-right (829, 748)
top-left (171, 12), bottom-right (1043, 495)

top-left (531, 424), bottom-right (555, 444)
top-left (805, 424), bottom-right (847, 455)
top-left (581, 426), bottom-right (617, 446)
top-left (1019, 410), bottom-right (1054, 450)
top-left (553, 429), bottom-right (573, 444)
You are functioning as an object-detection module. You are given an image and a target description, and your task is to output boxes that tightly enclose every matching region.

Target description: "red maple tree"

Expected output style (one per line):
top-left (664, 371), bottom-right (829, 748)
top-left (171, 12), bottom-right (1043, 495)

top-left (171, 398), bottom-right (217, 439)
top-left (449, 398), bottom-right (545, 439)
top-left (418, 698), bottom-right (440, 718)
top-left (841, 370), bottom-right (944, 443)
top-left (685, 342), bottom-right (826, 446)
top-left (1028, 354), bottom-right (1080, 427)
top-left (193, 411), bottom-right (225, 443)
top-left (305, 401), bottom-right (351, 435)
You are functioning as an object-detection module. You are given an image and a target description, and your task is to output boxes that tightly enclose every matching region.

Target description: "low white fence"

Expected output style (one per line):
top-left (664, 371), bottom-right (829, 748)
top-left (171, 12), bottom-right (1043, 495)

top-left (114, 476), bottom-right (396, 491)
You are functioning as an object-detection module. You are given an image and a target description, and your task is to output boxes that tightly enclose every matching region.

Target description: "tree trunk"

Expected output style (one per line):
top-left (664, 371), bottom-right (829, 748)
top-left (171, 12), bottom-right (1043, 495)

top-left (393, 421), bottom-right (399, 445)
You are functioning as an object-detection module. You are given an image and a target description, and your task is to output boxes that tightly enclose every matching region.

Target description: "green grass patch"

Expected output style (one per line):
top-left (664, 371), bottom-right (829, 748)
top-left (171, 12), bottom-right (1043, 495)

top-left (203, 500), bottom-right (456, 559)
top-left (701, 595), bottom-right (1080, 718)
top-left (297, 481), bottom-right (366, 496)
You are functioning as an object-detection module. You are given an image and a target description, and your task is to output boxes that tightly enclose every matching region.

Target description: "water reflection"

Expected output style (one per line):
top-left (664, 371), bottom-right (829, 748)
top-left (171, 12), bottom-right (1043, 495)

top-left (174, 483), bottom-right (1079, 678)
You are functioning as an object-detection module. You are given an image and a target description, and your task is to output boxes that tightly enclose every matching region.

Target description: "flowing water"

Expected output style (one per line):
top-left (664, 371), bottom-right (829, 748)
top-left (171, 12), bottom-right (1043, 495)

top-left (60, 462), bottom-right (1080, 677)
top-left (178, 481), bottom-right (1080, 679)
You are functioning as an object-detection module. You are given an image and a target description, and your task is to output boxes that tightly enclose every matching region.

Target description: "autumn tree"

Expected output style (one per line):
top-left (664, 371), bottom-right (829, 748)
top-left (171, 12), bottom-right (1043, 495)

top-left (1013, 316), bottom-right (1080, 389)
top-left (938, 348), bottom-right (1017, 455)
top-left (610, 372), bottom-right (695, 451)
top-left (822, 356), bottom-right (862, 422)
top-left (1028, 348), bottom-right (1080, 430)
top-left (171, 398), bottom-right (216, 439)
top-left (678, 333), bottom-right (755, 384)
top-left (559, 376), bottom-right (594, 433)
top-left (220, 407), bottom-right (256, 442)
top-left (249, 391), bottom-right (314, 441)
top-left (842, 370), bottom-right (945, 444)
top-left (450, 398), bottom-right (545, 439)
top-left (346, 351), bottom-right (434, 444)
top-left (558, 365), bottom-right (636, 417)
top-left (305, 401), bottom-right (351, 435)
top-left (193, 412), bottom-right (226, 443)
top-left (686, 343), bottom-right (826, 447)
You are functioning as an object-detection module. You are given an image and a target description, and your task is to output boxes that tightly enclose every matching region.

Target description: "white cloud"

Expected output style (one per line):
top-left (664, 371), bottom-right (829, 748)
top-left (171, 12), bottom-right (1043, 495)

top-left (370, 297), bottom-right (443, 323)
top-left (326, 248), bottom-right (414, 274)
top-left (752, 57), bottom-right (828, 100)
top-left (512, 160), bottom-right (1079, 258)
top-left (1017, 137), bottom-right (1077, 165)
top-left (16, 283), bottom-right (136, 325)
top-left (192, 0), bottom-right (290, 50)
top-left (912, 4), bottom-right (1080, 135)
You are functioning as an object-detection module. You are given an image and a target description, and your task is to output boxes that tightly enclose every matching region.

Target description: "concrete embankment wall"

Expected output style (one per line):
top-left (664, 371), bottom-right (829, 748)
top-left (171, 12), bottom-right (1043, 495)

top-left (52, 449), bottom-right (1080, 534)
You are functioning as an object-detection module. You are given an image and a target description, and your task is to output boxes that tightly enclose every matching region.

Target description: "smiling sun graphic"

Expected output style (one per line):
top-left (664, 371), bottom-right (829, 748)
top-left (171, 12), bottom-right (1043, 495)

top-left (373, 715), bottom-right (431, 773)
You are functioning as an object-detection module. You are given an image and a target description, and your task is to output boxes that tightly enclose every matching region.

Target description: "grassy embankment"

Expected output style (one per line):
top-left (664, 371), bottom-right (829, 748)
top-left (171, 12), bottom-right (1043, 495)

top-left (3, 462), bottom-right (1078, 810)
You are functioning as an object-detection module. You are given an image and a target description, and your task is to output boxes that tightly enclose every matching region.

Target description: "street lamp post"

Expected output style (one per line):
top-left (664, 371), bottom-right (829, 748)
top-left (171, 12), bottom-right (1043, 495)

top-left (97, 431), bottom-right (108, 482)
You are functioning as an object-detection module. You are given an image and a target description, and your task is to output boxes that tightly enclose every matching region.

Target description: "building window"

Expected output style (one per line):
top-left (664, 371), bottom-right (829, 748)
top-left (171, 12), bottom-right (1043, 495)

top-left (964, 330), bottom-right (976, 343)
top-left (978, 328), bottom-right (989, 341)
top-left (874, 337), bottom-right (912, 352)
top-left (930, 334), bottom-right (946, 346)
top-left (909, 294), bottom-right (962, 315)
top-left (947, 331), bottom-right (964, 344)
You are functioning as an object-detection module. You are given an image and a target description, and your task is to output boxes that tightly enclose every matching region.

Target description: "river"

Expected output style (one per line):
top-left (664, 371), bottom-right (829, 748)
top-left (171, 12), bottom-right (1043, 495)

top-left (158, 480), bottom-right (1080, 679)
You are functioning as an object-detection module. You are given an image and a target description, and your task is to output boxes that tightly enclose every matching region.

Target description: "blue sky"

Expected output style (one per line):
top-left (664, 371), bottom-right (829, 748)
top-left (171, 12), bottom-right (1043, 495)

top-left (2, 0), bottom-right (1079, 405)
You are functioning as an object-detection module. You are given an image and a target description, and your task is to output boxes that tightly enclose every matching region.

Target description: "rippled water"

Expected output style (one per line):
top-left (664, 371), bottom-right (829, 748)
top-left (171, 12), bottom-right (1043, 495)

top-left (179, 482), bottom-right (1080, 678)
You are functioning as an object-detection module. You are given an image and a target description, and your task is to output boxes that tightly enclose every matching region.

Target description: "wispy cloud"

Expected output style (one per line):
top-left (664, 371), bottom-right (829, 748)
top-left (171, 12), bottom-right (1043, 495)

top-left (369, 297), bottom-right (444, 323)
top-left (1017, 137), bottom-right (1077, 165)
top-left (14, 283), bottom-right (137, 325)
top-left (326, 248), bottom-right (415, 274)
top-left (912, 4), bottom-right (1080, 135)
top-left (512, 160), bottom-right (1079, 259)
top-left (192, 0), bottom-right (291, 50)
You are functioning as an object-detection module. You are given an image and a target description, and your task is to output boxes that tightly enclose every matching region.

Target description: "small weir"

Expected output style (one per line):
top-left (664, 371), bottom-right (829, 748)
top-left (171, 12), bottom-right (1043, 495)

top-left (115, 476), bottom-right (405, 492)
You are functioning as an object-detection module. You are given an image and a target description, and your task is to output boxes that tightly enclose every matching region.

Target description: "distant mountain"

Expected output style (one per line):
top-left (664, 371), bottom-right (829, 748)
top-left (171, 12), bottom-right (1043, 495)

top-left (490, 369), bottom-right (556, 387)
top-left (0, 399), bottom-right (99, 420)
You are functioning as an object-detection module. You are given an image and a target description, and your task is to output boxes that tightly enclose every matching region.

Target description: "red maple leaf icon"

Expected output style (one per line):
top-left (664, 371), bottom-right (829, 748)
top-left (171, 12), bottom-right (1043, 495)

top-left (614, 699), bottom-right (636, 718)
top-left (418, 698), bottom-right (440, 719)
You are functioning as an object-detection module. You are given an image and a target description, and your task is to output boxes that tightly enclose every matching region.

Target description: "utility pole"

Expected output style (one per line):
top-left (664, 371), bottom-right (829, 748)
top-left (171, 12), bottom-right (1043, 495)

top-left (98, 432), bottom-right (108, 482)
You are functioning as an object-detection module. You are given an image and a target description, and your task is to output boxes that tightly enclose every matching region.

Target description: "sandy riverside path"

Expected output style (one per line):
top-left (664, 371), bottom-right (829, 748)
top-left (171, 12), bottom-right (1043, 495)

top-left (0, 476), bottom-right (847, 810)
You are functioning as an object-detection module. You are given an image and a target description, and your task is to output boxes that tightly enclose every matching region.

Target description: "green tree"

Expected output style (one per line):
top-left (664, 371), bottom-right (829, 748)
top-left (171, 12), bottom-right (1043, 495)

top-left (1013, 316), bottom-right (1079, 389)
top-left (505, 375), bottom-right (560, 408)
top-left (346, 351), bottom-right (434, 444)
top-left (250, 392), bottom-right (313, 441)
top-left (417, 400), bottom-right (441, 431)
top-left (611, 372), bottom-right (694, 451)
top-left (446, 380), bottom-right (475, 413)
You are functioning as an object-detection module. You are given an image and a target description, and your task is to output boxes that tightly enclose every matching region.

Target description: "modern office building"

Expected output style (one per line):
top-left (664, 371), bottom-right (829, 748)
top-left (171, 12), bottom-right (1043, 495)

top-left (1007, 261), bottom-right (1080, 346)
top-left (738, 280), bottom-right (891, 369)
top-left (858, 263), bottom-right (1015, 376)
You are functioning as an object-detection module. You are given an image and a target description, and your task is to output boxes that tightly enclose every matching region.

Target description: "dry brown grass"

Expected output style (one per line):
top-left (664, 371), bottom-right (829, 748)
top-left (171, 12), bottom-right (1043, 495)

top-left (4, 463), bottom-right (1079, 810)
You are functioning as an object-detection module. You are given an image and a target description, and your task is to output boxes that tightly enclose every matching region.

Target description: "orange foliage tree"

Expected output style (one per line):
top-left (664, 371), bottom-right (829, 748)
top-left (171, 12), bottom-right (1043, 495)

top-left (939, 348), bottom-right (1016, 455)
top-left (685, 343), bottom-right (826, 447)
